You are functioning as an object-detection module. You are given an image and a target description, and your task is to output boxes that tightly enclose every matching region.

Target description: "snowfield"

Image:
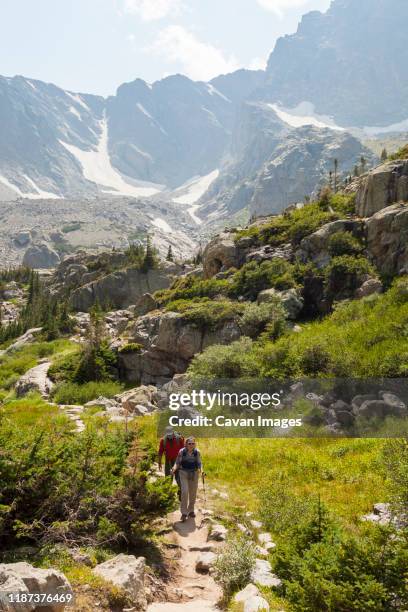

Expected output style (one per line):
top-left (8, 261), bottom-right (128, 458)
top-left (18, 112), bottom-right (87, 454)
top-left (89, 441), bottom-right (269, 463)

top-left (0, 174), bottom-right (60, 199)
top-left (59, 118), bottom-right (162, 197)
top-left (172, 169), bottom-right (219, 225)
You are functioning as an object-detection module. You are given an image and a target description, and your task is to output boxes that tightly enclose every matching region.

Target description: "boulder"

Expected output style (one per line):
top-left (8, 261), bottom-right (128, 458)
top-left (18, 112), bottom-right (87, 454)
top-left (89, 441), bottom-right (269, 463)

top-left (297, 220), bottom-right (363, 268)
top-left (356, 160), bottom-right (408, 217)
top-left (0, 562), bottom-right (72, 611)
top-left (257, 288), bottom-right (303, 320)
top-left (15, 362), bottom-right (54, 398)
top-left (70, 263), bottom-right (182, 312)
top-left (203, 233), bottom-right (241, 279)
top-left (234, 583), bottom-right (260, 603)
top-left (14, 230), bottom-right (31, 247)
top-left (355, 277), bottom-right (383, 299)
top-left (0, 328), bottom-right (42, 357)
top-left (257, 533), bottom-right (273, 545)
top-left (354, 400), bottom-right (386, 419)
top-left (251, 559), bottom-right (281, 588)
top-left (244, 595), bottom-right (270, 612)
top-left (246, 243), bottom-right (292, 264)
top-left (195, 552), bottom-right (217, 573)
top-left (208, 524), bottom-right (227, 541)
top-left (365, 203), bottom-right (408, 276)
top-left (380, 392), bottom-right (407, 413)
top-left (133, 293), bottom-right (158, 317)
top-left (22, 243), bottom-right (60, 269)
top-left (116, 386), bottom-right (157, 413)
top-left (120, 310), bottom-right (242, 385)
top-left (93, 554), bottom-right (146, 610)
top-left (84, 396), bottom-right (119, 410)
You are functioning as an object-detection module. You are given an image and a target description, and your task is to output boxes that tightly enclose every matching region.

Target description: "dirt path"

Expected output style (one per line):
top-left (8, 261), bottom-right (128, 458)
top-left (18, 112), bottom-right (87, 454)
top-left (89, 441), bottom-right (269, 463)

top-left (148, 490), bottom-right (222, 611)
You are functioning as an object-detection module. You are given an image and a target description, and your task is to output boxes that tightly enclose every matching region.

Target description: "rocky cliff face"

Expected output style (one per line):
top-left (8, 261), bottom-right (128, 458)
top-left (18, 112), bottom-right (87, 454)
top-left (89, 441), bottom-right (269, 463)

top-left (0, 70), bottom-right (262, 201)
top-left (120, 310), bottom-right (242, 385)
top-left (356, 160), bottom-right (408, 217)
top-left (263, 0), bottom-right (408, 127)
top-left (201, 104), bottom-right (372, 220)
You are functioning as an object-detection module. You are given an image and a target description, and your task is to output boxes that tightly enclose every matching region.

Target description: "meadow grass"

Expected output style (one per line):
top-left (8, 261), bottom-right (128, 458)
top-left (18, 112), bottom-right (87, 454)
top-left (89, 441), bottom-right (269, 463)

top-left (139, 416), bottom-right (386, 530)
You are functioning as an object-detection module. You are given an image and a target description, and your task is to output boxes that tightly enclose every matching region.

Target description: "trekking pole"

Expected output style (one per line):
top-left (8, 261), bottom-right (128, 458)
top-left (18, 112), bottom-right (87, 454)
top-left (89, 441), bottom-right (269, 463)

top-left (200, 471), bottom-right (207, 526)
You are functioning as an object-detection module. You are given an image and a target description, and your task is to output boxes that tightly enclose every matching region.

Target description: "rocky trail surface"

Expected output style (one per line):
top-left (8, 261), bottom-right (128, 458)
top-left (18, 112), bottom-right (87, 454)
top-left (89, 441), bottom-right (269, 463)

top-left (147, 478), bottom-right (222, 611)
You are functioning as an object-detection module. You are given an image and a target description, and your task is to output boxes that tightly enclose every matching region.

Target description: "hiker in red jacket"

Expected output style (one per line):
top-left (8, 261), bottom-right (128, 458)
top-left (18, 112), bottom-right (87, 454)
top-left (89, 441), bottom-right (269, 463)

top-left (158, 427), bottom-right (184, 493)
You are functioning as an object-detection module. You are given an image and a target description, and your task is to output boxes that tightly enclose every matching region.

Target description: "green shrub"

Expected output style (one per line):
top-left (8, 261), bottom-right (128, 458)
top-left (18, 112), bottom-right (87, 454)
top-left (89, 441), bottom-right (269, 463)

top-left (324, 255), bottom-right (376, 301)
top-left (0, 405), bottom-right (176, 548)
top-left (155, 275), bottom-right (229, 305)
top-left (230, 260), bottom-right (297, 300)
top-left (213, 535), bottom-right (255, 601)
top-left (167, 298), bottom-right (243, 330)
top-left (382, 439), bottom-right (408, 523)
top-left (240, 300), bottom-right (286, 339)
top-left (389, 143), bottom-right (408, 161)
top-left (276, 526), bottom-right (408, 611)
top-left (52, 381), bottom-right (123, 405)
top-left (189, 337), bottom-right (258, 379)
top-left (328, 231), bottom-right (363, 257)
top-left (118, 343), bottom-right (143, 354)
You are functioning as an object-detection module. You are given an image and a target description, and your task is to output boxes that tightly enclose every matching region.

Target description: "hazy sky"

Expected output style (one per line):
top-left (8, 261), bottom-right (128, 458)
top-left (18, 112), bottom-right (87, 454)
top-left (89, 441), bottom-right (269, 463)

top-left (0, 0), bottom-right (331, 96)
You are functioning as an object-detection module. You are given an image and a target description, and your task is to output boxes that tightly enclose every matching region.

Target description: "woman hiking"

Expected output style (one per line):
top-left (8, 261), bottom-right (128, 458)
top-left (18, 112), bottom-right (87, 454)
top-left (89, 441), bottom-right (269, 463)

top-left (172, 436), bottom-right (202, 522)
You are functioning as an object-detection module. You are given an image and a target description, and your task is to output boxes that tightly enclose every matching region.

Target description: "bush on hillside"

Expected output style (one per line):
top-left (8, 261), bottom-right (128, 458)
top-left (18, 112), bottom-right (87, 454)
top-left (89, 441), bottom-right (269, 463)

top-left (324, 255), bottom-right (376, 302)
top-left (213, 536), bottom-right (255, 601)
top-left (229, 259), bottom-right (297, 300)
top-left (189, 337), bottom-right (258, 379)
top-left (240, 299), bottom-right (287, 339)
top-left (166, 298), bottom-right (243, 330)
top-left (0, 405), bottom-right (175, 548)
top-left (328, 231), bottom-right (363, 257)
top-left (259, 487), bottom-right (408, 611)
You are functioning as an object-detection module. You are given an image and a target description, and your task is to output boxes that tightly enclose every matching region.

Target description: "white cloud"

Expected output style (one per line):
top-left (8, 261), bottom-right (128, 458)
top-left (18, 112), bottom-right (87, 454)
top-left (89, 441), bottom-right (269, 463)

top-left (123, 0), bottom-right (182, 21)
top-left (149, 25), bottom-right (239, 81)
top-left (248, 56), bottom-right (267, 71)
top-left (257, 0), bottom-right (311, 18)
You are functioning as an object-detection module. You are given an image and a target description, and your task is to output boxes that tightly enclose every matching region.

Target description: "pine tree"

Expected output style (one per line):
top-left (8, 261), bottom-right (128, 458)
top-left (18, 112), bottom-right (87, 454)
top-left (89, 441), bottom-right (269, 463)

top-left (360, 155), bottom-right (367, 174)
top-left (381, 147), bottom-right (388, 162)
top-left (142, 234), bottom-right (156, 272)
top-left (354, 164), bottom-right (359, 177)
top-left (166, 245), bottom-right (174, 262)
top-left (334, 158), bottom-right (339, 193)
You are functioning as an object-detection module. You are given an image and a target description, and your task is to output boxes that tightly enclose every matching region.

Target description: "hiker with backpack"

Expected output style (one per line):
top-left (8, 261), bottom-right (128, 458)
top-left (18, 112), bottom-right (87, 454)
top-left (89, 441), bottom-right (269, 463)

top-left (172, 436), bottom-right (202, 521)
top-left (158, 427), bottom-right (185, 494)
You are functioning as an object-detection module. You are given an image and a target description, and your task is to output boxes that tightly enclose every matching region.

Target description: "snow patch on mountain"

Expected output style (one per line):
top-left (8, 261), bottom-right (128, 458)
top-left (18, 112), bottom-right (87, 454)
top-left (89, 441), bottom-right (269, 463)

top-left (22, 175), bottom-right (61, 199)
top-left (65, 91), bottom-right (90, 112)
top-left (172, 170), bottom-right (219, 225)
top-left (172, 170), bottom-right (219, 205)
top-left (269, 102), bottom-right (345, 131)
top-left (69, 106), bottom-right (82, 121)
top-left (206, 83), bottom-right (231, 103)
top-left (152, 218), bottom-right (173, 233)
top-left (0, 174), bottom-right (60, 199)
top-left (59, 119), bottom-right (162, 197)
top-left (136, 103), bottom-right (153, 120)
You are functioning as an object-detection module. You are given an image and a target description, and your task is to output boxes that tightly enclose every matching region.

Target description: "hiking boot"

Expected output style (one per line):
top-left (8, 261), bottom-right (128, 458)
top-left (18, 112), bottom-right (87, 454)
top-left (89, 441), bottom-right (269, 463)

top-left (180, 514), bottom-right (187, 522)
top-left (188, 512), bottom-right (196, 518)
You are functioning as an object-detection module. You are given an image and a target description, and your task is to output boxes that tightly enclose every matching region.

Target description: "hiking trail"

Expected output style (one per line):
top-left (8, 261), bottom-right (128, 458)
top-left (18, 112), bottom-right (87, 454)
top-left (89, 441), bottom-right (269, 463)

top-left (148, 475), bottom-right (223, 611)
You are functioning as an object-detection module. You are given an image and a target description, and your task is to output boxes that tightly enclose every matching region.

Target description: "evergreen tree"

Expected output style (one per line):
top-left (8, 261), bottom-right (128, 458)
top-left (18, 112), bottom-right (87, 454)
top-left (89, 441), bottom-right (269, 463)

top-left (166, 245), bottom-right (174, 262)
top-left (142, 234), bottom-right (156, 272)
top-left (334, 158), bottom-right (339, 193)
top-left (381, 147), bottom-right (388, 162)
top-left (353, 164), bottom-right (359, 177)
top-left (360, 155), bottom-right (367, 174)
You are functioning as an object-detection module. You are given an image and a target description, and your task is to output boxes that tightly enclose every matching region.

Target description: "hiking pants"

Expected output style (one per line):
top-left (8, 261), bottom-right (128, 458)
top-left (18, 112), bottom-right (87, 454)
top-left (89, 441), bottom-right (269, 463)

top-left (179, 469), bottom-right (199, 515)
